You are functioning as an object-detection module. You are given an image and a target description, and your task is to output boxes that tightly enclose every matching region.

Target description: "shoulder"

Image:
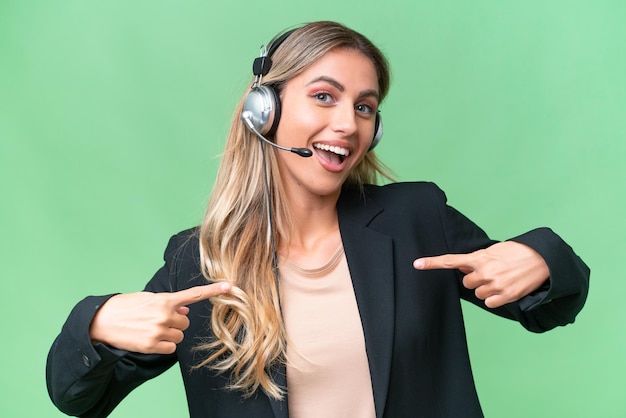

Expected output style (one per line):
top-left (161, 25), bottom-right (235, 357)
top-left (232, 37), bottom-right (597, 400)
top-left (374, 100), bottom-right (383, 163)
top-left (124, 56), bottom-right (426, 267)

top-left (338, 182), bottom-right (451, 228)
top-left (341, 181), bottom-right (449, 210)
top-left (151, 227), bottom-right (204, 292)
top-left (162, 227), bottom-right (200, 263)
top-left (364, 181), bottom-right (446, 202)
top-left (167, 226), bottom-right (200, 249)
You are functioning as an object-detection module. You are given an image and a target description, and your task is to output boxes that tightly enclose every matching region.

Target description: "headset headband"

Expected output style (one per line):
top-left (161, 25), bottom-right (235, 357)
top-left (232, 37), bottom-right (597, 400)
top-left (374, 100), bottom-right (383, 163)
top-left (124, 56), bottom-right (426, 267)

top-left (252, 29), bottom-right (298, 78)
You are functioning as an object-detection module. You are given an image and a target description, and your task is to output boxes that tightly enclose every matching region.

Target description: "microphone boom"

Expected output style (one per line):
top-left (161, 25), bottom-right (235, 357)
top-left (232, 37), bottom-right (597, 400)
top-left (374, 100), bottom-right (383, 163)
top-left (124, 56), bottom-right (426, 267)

top-left (242, 112), bottom-right (312, 158)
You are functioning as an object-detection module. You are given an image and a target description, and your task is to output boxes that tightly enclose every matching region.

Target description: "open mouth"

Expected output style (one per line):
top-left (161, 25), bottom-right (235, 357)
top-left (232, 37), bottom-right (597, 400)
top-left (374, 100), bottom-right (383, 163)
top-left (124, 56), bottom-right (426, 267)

top-left (313, 143), bottom-right (350, 164)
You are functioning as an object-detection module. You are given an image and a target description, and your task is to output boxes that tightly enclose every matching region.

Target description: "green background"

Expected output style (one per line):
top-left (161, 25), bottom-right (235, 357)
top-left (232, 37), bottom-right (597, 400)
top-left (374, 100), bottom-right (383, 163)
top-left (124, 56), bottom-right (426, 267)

top-left (1, 0), bottom-right (624, 416)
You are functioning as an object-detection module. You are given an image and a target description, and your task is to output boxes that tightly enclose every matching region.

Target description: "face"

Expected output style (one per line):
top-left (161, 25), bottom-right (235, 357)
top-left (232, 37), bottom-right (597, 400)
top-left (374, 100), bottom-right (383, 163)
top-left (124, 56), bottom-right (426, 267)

top-left (274, 48), bottom-right (380, 204)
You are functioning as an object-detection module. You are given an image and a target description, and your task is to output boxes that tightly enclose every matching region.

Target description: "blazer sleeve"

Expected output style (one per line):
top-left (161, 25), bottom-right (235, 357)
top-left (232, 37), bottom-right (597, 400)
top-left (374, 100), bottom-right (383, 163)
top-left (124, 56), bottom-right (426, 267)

top-left (431, 184), bottom-right (590, 333)
top-left (46, 232), bottom-right (192, 417)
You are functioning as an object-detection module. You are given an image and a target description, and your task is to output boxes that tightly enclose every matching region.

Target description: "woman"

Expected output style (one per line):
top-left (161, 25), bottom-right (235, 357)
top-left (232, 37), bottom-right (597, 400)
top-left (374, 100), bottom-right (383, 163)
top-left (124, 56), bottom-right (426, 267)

top-left (46, 21), bottom-right (589, 418)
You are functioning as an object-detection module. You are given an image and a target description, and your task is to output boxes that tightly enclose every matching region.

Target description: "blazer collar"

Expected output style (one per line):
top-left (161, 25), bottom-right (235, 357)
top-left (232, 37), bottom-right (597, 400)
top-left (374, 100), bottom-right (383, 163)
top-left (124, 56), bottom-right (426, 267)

top-left (337, 187), bottom-right (395, 418)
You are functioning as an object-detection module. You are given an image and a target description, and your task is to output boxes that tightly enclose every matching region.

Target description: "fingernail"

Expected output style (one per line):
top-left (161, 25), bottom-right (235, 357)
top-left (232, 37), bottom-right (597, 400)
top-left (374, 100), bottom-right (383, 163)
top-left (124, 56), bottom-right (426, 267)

top-left (220, 282), bottom-right (231, 291)
top-left (414, 259), bottom-right (424, 269)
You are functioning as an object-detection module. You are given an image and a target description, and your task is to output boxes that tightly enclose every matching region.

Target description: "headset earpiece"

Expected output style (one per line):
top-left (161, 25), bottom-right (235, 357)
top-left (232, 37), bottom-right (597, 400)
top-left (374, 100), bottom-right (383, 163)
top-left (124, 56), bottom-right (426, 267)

top-left (242, 85), bottom-right (282, 136)
top-left (370, 112), bottom-right (383, 150)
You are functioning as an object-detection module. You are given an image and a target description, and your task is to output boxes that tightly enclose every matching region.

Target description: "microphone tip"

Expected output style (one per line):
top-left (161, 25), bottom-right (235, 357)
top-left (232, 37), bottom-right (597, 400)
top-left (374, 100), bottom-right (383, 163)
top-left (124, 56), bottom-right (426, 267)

top-left (294, 148), bottom-right (313, 157)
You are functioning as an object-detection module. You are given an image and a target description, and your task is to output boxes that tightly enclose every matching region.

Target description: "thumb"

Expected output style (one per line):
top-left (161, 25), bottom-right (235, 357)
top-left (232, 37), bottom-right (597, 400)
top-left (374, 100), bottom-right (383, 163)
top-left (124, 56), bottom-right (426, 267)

top-left (176, 306), bottom-right (190, 315)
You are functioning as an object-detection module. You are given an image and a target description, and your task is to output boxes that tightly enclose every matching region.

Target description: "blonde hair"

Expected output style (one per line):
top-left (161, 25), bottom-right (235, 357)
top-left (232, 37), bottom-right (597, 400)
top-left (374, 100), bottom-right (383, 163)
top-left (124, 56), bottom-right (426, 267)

top-left (195, 21), bottom-right (392, 399)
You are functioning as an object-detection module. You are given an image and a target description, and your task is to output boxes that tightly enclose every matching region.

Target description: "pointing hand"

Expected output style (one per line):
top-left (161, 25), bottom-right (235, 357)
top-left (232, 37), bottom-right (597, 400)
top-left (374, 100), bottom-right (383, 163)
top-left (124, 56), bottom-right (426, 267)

top-left (89, 283), bottom-right (232, 354)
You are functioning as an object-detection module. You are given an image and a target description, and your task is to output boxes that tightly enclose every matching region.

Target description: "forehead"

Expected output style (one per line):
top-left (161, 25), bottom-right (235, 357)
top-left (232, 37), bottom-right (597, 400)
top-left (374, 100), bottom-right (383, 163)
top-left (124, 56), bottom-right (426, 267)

top-left (289, 48), bottom-right (379, 92)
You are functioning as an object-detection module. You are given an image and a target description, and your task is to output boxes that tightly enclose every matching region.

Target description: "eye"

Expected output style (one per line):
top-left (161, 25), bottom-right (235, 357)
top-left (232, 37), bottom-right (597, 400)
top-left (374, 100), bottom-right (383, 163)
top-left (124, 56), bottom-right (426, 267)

top-left (312, 92), bottom-right (333, 103)
top-left (355, 103), bottom-right (376, 115)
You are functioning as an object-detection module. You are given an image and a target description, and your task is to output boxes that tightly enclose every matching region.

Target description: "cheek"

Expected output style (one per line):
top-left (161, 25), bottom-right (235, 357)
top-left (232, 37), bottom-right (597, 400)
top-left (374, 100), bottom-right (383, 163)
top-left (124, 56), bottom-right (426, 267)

top-left (357, 122), bottom-right (376, 151)
top-left (277, 106), bottom-right (324, 141)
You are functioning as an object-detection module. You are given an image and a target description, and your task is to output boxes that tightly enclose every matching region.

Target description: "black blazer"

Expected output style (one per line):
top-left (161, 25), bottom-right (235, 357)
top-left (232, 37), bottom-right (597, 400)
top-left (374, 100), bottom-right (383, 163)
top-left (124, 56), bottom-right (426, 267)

top-left (47, 182), bottom-right (589, 417)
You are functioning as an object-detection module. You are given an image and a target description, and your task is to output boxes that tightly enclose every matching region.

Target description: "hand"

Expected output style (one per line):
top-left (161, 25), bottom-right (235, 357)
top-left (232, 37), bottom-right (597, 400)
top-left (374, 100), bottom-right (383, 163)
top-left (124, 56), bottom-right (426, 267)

top-left (413, 241), bottom-right (549, 308)
top-left (89, 282), bottom-right (232, 354)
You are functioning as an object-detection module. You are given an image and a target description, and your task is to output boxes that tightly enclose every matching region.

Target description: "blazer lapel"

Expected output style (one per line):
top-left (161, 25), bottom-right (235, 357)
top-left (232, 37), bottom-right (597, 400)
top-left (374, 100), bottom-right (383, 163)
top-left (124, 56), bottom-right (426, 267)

top-left (268, 362), bottom-right (289, 418)
top-left (338, 189), bottom-right (395, 418)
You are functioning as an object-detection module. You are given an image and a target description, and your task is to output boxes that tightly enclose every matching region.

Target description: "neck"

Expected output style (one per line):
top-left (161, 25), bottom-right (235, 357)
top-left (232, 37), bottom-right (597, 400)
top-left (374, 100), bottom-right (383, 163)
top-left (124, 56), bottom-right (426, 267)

top-left (290, 199), bottom-right (339, 242)
top-left (278, 191), bottom-right (342, 267)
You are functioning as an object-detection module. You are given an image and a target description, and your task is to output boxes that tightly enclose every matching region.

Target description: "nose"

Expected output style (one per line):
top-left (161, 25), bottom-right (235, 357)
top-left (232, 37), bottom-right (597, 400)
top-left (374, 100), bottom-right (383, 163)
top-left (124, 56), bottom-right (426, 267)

top-left (330, 103), bottom-right (358, 137)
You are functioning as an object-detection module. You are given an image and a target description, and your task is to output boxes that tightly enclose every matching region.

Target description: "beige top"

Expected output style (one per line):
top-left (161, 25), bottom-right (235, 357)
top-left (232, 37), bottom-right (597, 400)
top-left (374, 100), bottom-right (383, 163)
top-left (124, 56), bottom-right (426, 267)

top-left (279, 246), bottom-right (376, 418)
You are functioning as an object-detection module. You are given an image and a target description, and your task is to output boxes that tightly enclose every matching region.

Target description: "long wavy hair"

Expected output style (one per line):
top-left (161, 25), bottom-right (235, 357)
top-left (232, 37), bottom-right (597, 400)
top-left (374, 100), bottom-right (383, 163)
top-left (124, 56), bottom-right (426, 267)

top-left (195, 21), bottom-right (392, 399)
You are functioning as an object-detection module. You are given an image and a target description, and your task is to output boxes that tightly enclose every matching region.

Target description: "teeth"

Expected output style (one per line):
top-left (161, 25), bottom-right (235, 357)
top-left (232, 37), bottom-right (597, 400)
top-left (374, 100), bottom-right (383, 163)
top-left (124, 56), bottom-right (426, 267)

top-left (313, 143), bottom-right (350, 157)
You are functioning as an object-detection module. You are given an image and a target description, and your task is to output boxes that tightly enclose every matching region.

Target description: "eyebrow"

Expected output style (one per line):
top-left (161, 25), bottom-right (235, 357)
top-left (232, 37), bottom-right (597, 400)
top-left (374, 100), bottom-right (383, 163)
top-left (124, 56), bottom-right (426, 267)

top-left (306, 76), bottom-right (380, 101)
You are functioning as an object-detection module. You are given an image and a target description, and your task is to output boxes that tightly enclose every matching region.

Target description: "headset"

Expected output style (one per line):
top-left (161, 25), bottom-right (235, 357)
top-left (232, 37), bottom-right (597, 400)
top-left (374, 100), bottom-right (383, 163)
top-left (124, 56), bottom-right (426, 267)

top-left (240, 28), bottom-right (383, 154)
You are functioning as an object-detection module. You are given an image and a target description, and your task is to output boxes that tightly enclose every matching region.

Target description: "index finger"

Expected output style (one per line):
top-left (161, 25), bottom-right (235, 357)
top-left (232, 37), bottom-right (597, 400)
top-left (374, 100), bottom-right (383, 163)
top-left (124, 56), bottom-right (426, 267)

top-left (167, 282), bottom-right (232, 307)
top-left (413, 253), bottom-right (475, 271)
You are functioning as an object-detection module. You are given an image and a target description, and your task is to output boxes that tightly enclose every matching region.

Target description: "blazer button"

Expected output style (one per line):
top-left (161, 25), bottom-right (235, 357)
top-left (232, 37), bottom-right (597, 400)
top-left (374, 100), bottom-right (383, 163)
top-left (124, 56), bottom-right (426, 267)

top-left (82, 354), bottom-right (91, 368)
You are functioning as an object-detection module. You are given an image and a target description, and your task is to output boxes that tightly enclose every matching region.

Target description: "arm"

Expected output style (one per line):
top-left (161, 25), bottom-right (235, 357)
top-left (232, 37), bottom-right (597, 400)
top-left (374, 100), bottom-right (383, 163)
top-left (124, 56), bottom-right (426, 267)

top-left (46, 295), bottom-right (177, 417)
top-left (507, 227), bottom-right (590, 328)
top-left (414, 184), bottom-right (590, 332)
top-left (46, 232), bottom-right (231, 417)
